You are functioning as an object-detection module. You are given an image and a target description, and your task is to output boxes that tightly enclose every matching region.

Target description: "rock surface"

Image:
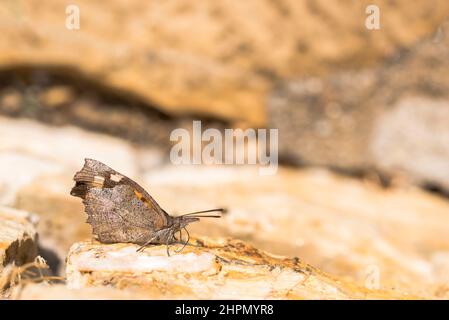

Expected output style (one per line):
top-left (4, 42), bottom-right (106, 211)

top-left (0, 1), bottom-right (448, 301)
top-left (1, 0), bottom-right (448, 124)
top-left (10, 283), bottom-right (149, 300)
top-left (66, 238), bottom-right (401, 299)
top-left (0, 116), bottom-right (139, 178)
top-left (142, 165), bottom-right (449, 299)
top-left (0, 116), bottom-right (448, 298)
top-left (0, 116), bottom-right (161, 271)
top-left (0, 206), bottom-right (38, 269)
top-left (268, 20), bottom-right (449, 192)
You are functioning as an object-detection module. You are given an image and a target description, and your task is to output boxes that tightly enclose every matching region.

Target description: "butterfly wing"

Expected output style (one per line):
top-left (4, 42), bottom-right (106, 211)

top-left (71, 159), bottom-right (167, 214)
top-left (83, 184), bottom-right (165, 243)
top-left (71, 159), bottom-right (172, 243)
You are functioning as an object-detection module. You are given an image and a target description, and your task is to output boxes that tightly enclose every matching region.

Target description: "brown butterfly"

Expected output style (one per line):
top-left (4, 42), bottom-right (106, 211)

top-left (70, 158), bottom-right (223, 255)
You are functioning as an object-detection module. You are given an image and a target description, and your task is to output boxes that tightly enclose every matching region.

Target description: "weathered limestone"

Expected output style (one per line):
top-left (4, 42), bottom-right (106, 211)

top-left (268, 20), bottom-right (449, 192)
top-left (10, 283), bottom-right (150, 300)
top-left (0, 206), bottom-right (38, 269)
top-left (1, 1), bottom-right (448, 124)
top-left (0, 116), bottom-right (138, 177)
top-left (66, 238), bottom-right (404, 299)
top-left (143, 165), bottom-right (449, 299)
top-left (0, 116), bottom-right (147, 260)
top-left (0, 117), bottom-right (448, 298)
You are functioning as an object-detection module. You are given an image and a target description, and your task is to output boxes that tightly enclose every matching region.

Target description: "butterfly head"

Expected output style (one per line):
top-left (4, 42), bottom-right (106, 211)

top-left (172, 216), bottom-right (200, 230)
top-left (171, 208), bottom-right (224, 231)
top-left (169, 208), bottom-right (224, 244)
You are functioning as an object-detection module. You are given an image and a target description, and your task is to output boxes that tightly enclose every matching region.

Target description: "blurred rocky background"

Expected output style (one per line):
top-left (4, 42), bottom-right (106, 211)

top-left (1, 0), bottom-right (449, 299)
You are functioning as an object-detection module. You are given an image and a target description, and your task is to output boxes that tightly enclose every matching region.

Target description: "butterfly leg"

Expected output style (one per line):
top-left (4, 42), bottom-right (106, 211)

top-left (174, 227), bottom-right (190, 254)
top-left (166, 228), bottom-right (182, 256)
top-left (166, 243), bottom-right (170, 256)
top-left (166, 236), bottom-right (173, 256)
top-left (136, 234), bottom-right (158, 252)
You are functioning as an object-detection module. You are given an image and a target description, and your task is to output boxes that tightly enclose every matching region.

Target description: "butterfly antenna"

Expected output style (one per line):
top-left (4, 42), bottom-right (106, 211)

top-left (181, 208), bottom-right (226, 218)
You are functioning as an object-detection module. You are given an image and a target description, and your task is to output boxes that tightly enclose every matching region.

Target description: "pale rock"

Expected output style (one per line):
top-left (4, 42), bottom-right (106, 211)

top-left (142, 165), bottom-right (449, 299)
top-left (1, 114), bottom-right (448, 298)
top-left (66, 238), bottom-right (402, 299)
top-left (10, 283), bottom-right (150, 300)
top-left (0, 115), bottom-right (141, 210)
top-left (12, 159), bottom-right (449, 298)
top-left (0, 116), bottom-right (146, 266)
top-left (0, 153), bottom-right (64, 206)
top-left (15, 174), bottom-right (90, 256)
top-left (268, 20), bottom-right (449, 191)
top-left (371, 97), bottom-right (449, 191)
top-left (0, 116), bottom-right (137, 175)
top-left (0, 206), bottom-right (38, 270)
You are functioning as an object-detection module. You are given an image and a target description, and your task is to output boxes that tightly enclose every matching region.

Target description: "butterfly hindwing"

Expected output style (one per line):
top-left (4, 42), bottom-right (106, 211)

top-left (83, 184), bottom-right (167, 243)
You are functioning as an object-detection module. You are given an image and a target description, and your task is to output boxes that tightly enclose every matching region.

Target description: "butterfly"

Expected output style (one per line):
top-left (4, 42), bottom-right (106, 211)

top-left (70, 158), bottom-right (223, 255)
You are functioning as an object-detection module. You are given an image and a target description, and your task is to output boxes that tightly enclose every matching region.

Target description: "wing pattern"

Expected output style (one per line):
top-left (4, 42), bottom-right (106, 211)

top-left (71, 159), bottom-right (172, 243)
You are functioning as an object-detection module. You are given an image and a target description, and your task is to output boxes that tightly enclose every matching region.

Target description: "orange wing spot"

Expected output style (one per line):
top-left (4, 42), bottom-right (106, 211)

top-left (133, 190), bottom-right (153, 208)
top-left (134, 190), bottom-right (143, 199)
